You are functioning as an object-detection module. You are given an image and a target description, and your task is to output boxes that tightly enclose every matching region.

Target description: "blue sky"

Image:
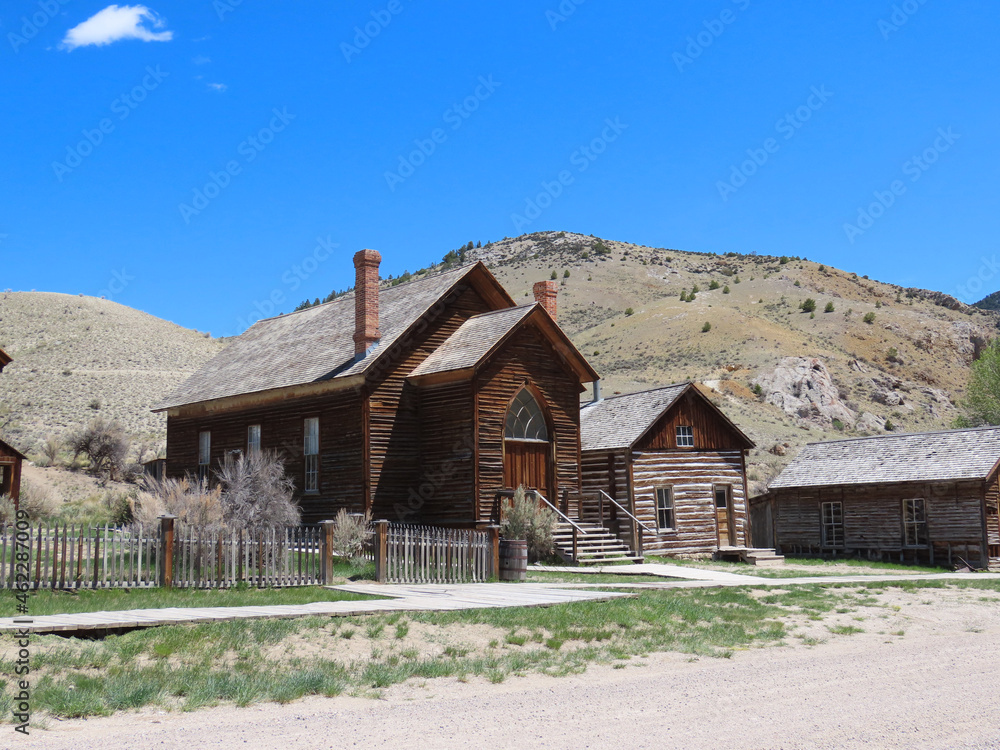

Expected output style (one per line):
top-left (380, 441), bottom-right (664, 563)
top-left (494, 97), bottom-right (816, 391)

top-left (2, 0), bottom-right (998, 336)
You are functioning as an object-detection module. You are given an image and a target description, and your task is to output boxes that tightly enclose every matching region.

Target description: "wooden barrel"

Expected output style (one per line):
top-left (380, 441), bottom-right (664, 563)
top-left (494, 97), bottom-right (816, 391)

top-left (499, 539), bottom-right (528, 582)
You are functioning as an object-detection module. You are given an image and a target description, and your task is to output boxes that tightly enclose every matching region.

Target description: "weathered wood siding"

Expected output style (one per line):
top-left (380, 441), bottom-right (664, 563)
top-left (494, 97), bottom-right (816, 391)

top-left (635, 388), bottom-right (749, 452)
top-left (581, 449), bottom-right (629, 516)
top-left (366, 284), bottom-right (492, 522)
top-left (631, 450), bottom-right (748, 554)
top-left (476, 324), bottom-right (584, 523)
top-left (767, 480), bottom-right (989, 567)
top-left (986, 473), bottom-right (1000, 560)
top-left (408, 380), bottom-right (476, 526)
top-left (165, 389), bottom-right (364, 523)
top-left (0, 441), bottom-right (22, 502)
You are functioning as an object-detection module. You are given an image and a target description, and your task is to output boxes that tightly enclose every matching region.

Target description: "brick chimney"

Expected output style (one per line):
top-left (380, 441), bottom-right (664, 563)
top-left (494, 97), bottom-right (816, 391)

top-left (533, 280), bottom-right (558, 321)
top-left (353, 249), bottom-right (382, 357)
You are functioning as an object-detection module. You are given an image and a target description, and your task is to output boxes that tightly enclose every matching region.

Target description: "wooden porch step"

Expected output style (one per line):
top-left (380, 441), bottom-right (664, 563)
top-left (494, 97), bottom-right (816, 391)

top-left (552, 521), bottom-right (641, 565)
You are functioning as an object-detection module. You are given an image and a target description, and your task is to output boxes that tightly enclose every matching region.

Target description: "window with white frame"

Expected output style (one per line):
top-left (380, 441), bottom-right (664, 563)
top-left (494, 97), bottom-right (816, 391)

top-left (247, 424), bottom-right (261, 454)
top-left (303, 418), bottom-right (319, 492)
top-left (821, 501), bottom-right (844, 548)
top-left (903, 498), bottom-right (928, 546)
top-left (198, 431), bottom-right (211, 484)
top-left (655, 487), bottom-right (675, 531)
top-left (675, 425), bottom-right (694, 448)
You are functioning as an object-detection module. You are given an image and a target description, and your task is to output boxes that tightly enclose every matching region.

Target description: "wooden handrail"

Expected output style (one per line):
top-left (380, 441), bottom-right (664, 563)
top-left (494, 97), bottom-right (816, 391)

top-left (596, 490), bottom-right (654, 533)
top-left (530, 490), bottom-right (589, 535)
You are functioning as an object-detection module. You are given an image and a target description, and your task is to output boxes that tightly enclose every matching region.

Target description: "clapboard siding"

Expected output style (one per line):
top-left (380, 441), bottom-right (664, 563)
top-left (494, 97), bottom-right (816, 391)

top-left (367, 284), bottom-right (491, 521)
top-left (765, 478), bottom-right (993, 567)
top-left (631, 451), bottom-right (748, 554)
top-left (411, 380), bottom-right (476, 525)
top-left (476, 324), bottom-right (583, 523)
top-left (165, 389), bottom-right (364, 523)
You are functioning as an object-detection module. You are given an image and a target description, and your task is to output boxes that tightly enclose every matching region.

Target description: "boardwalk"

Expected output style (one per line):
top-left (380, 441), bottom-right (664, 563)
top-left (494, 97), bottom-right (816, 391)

top-left (0, 583), bottom-right (634, 635)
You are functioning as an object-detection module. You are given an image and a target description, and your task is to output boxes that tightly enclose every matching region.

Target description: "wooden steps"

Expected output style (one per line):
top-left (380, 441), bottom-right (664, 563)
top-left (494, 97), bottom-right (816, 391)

top-left (716, 547), bottom-right (785, 567)
top-left (553, 522), bottom-right (643, 565)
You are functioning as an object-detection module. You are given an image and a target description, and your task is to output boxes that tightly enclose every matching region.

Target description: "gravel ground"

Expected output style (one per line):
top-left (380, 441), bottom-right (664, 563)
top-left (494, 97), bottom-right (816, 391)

top-left (23, 585), bottom-right (1000, 750)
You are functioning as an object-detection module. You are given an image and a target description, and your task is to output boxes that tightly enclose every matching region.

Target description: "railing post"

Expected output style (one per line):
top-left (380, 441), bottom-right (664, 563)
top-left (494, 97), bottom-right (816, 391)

top-left (374, 520), bottom-right (389, 582)
top-left (572, 526), bottom-right (579, 563)
top-left (487, 525), bottom-right (500, 579)
top-left (636, 525), bottom-right (644, 561)
top-left (320, 520), bottom-right (335, 584)
top-left (598, 493), bottom-right (604, 527)
top-left (159, 515), bottom-right (175, 589)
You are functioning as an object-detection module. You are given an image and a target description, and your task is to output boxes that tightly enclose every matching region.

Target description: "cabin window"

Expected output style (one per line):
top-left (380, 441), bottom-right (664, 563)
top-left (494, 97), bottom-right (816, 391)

top-left (821, 501), bottom-right (844, 548)
top-left (197, 431), bottom-right (211, 484)
top-left (655, 487), bottom-right (675, 531)
top-left (714, 485), bottom-right (731, 509)
top-left (304, 418), bottom-right (319, 492)
top-left (247, 424), bottom-right (261, 454)
top-left (675, 425), bottom-right (694, 448)
top-left (903, 498), bottom-right (928, 546)
top-left (505, 388), bottom-right (549, 442)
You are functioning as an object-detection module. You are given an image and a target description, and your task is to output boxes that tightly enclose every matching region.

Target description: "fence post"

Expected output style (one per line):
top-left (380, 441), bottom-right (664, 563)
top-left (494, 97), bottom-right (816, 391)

top-left (159, 515), bottom-right (176, 589)
top-left (320, 520), bottom-right (335, 584)
top-left (374, 520), bottom-right (388, 582)
top-left (487, 525), bottom-right (500, 579)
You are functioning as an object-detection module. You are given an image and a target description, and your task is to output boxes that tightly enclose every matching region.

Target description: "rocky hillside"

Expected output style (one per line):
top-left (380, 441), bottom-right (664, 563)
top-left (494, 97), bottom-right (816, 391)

top-left (0, 292), bottom-right (226, 455)
top-left (463, 232), bottom-right (999, 490)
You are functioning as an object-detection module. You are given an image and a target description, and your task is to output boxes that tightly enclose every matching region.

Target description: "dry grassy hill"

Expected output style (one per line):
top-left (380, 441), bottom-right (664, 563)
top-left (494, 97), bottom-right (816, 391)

top-left (0, 291), bottom-right (226, 456)
top-left (2, 234), bottom-right (997, 496)
top-left (463, 232), bottom-right (999, 490)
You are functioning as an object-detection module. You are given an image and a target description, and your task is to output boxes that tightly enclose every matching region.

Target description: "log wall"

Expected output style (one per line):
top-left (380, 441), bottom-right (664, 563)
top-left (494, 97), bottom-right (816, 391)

top-left (476, 323), bottom-right (584, 523)
top-left (636, 389), bottom-right (751, 452)
top-left (165, 388), bottom-right (364, 524)
top-left (630, 450), bottom-right (748, 554)
top-left (767, 479), bottom-right (991, 567)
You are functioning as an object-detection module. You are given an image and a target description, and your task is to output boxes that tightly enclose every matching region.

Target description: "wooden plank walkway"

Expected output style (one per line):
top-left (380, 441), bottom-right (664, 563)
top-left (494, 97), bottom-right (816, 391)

top-left (0, 583), bottom-right (634, 635)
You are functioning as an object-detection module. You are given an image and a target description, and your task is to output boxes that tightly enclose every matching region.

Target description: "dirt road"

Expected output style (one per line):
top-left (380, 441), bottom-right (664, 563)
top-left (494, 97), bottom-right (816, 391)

top-left (26, 600), bottom-right (1000, 750)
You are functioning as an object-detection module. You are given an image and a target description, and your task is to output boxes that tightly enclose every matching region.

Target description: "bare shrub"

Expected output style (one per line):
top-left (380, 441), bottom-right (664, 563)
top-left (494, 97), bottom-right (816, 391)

top-left (0, 495), bottom-right (15, 524)
top-left (17, 479), bottom-right (60, 521)
top-left (66, 418), bottom-right (130, 482)
top-left (38, 434), bottom-right (62, 467)
top-left (500, 485), bottom-right (557, 562)
top-left (330, 508), bottom-right (371, 563)
top-left (133, 477), bottom-right (223, 530)
top-left (216, 450), bottom-right (300, 531)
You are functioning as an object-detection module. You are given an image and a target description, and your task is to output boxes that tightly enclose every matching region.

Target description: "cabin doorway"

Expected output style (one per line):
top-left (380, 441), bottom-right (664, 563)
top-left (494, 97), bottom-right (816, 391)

top-left (714, 484), bottom-right (736, 547)
top-left (503, 387), bottom-right (553, 499)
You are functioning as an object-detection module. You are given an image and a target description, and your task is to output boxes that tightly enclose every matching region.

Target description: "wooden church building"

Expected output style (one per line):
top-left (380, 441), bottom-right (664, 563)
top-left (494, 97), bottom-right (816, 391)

top-left (158, 251), bottom-right (754, 560)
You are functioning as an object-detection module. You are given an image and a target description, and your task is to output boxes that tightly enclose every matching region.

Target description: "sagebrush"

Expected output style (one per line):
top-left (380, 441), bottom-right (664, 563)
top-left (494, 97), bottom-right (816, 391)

top-left (501, 485), bottom-right (557, 562)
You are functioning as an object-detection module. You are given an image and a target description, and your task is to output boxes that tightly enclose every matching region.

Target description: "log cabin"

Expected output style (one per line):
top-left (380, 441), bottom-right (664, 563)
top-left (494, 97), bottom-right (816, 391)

top-left (580, 383), bottom-right (755, 556)
top-left (751, 427), bottom-right (1000, 569)
top-left (0, 347), bottom-right (24, 506)
top-left (157, 252), bottom-right (758, 562)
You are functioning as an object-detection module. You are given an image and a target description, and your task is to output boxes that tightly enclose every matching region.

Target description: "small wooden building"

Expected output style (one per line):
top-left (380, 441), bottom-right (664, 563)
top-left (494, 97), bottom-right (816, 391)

top-left (751, 427), bottom-right (1000, 569)
top-left (0, 348), bottom-right (10, 374)
top-left (0, 439), bottom-right (24, 505)
top-left (580, 383), bottom-right (755, 555)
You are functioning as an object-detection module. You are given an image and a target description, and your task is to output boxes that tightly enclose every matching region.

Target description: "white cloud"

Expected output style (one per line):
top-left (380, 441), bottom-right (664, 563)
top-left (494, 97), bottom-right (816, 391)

top-left (62, 5), bottom-right (173, 50)
top-left (207, 83), bottom-right (227, 92)
top-left (193, 55), bottom-right (211, 65)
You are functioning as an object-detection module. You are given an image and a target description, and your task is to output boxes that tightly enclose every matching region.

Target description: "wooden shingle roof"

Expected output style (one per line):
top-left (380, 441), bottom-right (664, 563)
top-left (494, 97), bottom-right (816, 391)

top-left (580, 384), bottom-right (689, 451)
top-left (157, 264), bottom-right (509, 410)
top-left (0, 348), bottom-right (10, 373)
top-left (768, 426), bottom-right (1000, 489)
top-left (409, 305), bottom-right (536, 378)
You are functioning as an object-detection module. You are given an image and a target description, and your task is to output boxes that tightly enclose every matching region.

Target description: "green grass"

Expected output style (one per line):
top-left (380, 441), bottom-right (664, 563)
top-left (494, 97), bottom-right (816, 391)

top-left (642, 555), bottom-right (953, 578)
top-left (4, 579), bottom-right (999, 722)
top-left (526, 572), bottom-right (672, 584)
top-left (1, 583), bottom-right (382, 617)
